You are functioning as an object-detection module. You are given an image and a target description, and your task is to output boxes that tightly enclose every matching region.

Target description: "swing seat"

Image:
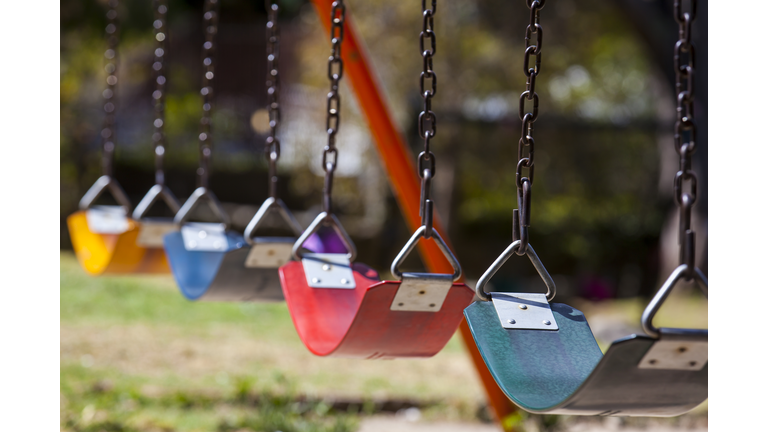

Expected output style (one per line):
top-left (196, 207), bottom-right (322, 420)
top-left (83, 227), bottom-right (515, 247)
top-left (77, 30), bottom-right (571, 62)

top-left (464, 301), bottom-right (707, 416)
top-left (279, 260), bottom-right (473, 358)
top-left (163, 226), bottom-right (285, 301)
top-left (280, 214), bottom-right (475, 359)
top-left (465, 241), bottom-right (708, 417)
top-left (164, 190), bottom-right (295, 302)
top-left (67, 208), bottom-right (171, 275)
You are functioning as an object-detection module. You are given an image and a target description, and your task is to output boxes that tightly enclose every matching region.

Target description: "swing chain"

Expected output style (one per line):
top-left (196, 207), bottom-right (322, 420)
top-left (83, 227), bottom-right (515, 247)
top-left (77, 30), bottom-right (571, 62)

top-left (673, 0), bottom-right (698, 279)
top-left (417, 0), bottom-right (437, 239)
top-left (152, 0), bottom-right (169, 186)
top-left (513, 0), bottom-right (545, 255)
top-left (101, 0), bottom-right (120, 178)
top-left (322, 0), bottom-right (346, 213)
top-left (265, 0), bottom-right (281, 198)
top-left (198, 0), bottom-right (219, 189)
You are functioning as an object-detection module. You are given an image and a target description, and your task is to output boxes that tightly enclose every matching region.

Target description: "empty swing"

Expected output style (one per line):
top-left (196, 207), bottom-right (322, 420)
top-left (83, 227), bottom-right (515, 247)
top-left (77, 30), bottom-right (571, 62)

top-left (163, 0), bottom-right (301, 302)
top-left (278, 0), bottom-right (474, 359)
top-left (463, 0), bottom-right (707, 417)
top-left (68, 0), bottom-right (173, 275)
top-left (130, 0), bottom-right (181, 273)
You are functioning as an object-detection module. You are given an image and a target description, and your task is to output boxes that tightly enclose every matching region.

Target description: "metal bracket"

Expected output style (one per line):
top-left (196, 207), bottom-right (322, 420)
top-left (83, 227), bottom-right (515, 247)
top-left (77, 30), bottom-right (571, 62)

top-left (85, 206), bottom-right (130, 234)
top-left (476, 241), bottom-right (555, 302)
top-left (390, 272), bottom-right (452, 312)
top-left (638, 339), bottom-right (707, 371)
top-left (244, 237), bottom-right (295, 268)
top-left (642, 264), bottom-right (708, 338)
top-left (491, 292), bottom-right (559, 330)
top-left (174, 187), bottom-right (231, 229)
top-left (390, 225), bottom-right (461, 281)
top-left (301, 253), bottom-right (356, 289)
top-left (244, 197), bottom-right (303, 246)
top-left (292, 212), bottom-right (357, 261)
top-left (79, 175), bottom-right (131, 215)
top-left (136, 218), bottom-right (178, 248)
top-left (180, 222), bottom-right (228, 252)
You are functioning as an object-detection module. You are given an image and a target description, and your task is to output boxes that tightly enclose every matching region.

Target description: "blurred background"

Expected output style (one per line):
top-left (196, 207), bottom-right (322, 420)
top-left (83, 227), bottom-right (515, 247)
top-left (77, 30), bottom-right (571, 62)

top-left (60, 0), bottom-right (708, 431)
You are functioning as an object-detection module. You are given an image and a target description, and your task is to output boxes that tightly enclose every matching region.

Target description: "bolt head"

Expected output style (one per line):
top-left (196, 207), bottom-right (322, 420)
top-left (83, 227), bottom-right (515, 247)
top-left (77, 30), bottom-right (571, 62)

top-left (340, 278), bottom-right (348, 284)
top-left (543, 320), bottom-right (551, 325)
top-left (312, 278), bottom-right (321, 284)
top-left (507, 319), bottom-right (516, 324)
top-left (519, 304), bottom-right (528, 310)
top-left (322, 264), bottom-right (332, 271)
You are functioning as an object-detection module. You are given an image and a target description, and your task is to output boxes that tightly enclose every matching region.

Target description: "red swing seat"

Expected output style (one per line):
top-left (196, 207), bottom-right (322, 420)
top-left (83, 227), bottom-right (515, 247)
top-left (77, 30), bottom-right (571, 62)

top-left (279, 214), bottom-right (474, 359)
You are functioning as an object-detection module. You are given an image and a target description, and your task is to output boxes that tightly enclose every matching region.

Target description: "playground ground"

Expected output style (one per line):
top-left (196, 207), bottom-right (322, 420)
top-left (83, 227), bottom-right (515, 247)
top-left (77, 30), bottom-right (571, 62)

top-left (60, 252), bottom-right (708, 432)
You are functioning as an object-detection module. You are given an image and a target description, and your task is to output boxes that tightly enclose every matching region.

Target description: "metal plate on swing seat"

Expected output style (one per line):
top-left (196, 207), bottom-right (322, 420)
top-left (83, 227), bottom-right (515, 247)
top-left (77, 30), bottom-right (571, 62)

top-left (491, 292), bottom-right (559, 331)
top-left (638, 339), bottom-right (708, 371)
top-left (390, 272), bottom-right (453, 312)
top-left (302, 253), bottom-right (356, 289)
top-left (136, 218), bottom-right (178, 248)
top-left (181, 222), bottom-right (228, 252)
top-left (244, 237), bottom-right (295, 268)
top-left (86, 206), bottom-right (129, 234)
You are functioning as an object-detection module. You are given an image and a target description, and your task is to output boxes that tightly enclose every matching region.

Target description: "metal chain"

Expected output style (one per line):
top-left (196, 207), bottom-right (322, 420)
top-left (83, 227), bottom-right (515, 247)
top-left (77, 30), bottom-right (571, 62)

top-left (152, 0), bottom-right (169, 186)
top-left (198, 0), bottom-right (219, 189)
top-left (417, 0), bottom-right (438, 238)
top-left (265, 0), bottom-right (281, 198)
top-left (512, 0), bottom-right (545, 255)
top-left (672, 0), bottom-right (698, 278)
top-left (322, 0), bottom-right (346, 213)
top-left (101, 0), bottom-right (120, 178)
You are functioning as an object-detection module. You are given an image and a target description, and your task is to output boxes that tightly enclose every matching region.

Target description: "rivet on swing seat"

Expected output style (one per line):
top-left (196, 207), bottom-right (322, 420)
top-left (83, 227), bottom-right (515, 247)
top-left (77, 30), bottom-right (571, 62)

top-left (165, 189), bottom-right (300, 302)
top-left (464, 241), bottom-right (708, 417)
top-left (279, 213), bottom-right (475, 359)
top-left (68, 176), bottom-right (170, 275)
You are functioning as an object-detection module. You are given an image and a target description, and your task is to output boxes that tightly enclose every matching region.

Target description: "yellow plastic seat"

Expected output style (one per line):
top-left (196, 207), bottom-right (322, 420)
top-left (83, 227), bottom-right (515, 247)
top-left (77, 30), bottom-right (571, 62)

top-left (67, 210), bottom-right (171, 275)
top-left (67, 175), bottom-right (172, 275)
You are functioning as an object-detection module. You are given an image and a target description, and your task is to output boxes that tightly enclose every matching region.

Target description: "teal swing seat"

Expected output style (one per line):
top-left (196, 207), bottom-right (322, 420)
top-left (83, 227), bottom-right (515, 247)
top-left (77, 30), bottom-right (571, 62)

top-left (464, 241), bottom-right (708, 417)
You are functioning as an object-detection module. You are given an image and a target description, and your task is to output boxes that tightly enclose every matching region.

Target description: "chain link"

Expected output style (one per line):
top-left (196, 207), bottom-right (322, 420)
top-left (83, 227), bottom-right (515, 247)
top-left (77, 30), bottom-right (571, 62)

top-left (322, 0), bottom-right (346, 213)
top-left (198, 0), bottom-right (219, 189)
top-left (265, 0), bottom-right (281, 198)
top-left (152, 0), bottom-right (169, 186)
top-left (416, 0), bottom-right (438, 238)
top-left (101, 0), bottom-right (120, 178)
top-left (512, 0), bottom-right (545, 255)
top-left (672, 0), bottom-right (698, 277)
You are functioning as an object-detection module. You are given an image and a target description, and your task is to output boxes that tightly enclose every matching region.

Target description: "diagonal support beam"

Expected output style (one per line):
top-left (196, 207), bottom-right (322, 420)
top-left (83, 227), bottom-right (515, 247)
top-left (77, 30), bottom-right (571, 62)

top-left (309, 1), bottom-right (518, 429)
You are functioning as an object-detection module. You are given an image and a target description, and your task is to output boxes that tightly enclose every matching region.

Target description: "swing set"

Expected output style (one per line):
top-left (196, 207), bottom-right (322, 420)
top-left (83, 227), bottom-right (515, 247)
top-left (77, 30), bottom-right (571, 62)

top-left (67, 0), bottom-right (707, 426)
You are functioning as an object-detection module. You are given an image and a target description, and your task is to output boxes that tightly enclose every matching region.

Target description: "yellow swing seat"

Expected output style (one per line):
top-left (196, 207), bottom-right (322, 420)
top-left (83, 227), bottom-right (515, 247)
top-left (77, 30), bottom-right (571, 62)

top-left (67, 175), bottom-right (172, 275)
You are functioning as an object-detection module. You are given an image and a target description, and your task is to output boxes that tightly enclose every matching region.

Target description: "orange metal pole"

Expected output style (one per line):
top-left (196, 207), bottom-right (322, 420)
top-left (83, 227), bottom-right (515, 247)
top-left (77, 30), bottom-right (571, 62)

top-left (310, 1), bottom-right (518, 429)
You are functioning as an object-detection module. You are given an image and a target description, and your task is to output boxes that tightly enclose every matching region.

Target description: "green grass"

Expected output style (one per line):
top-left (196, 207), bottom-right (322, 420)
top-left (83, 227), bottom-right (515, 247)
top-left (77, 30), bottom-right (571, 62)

top-left (60, 252), bottom-right (482, 432)
top-left (61, 364), bottom-right (359, 432)
top-left (61, 252), bottom-right (707, 432)
top-left (60, 254), bottom-right (294, 335)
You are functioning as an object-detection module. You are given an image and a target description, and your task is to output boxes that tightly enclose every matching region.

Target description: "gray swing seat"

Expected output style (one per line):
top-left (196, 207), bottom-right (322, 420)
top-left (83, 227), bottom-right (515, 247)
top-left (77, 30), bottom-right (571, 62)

top-left (464, 241), bottom-right (707, 417)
